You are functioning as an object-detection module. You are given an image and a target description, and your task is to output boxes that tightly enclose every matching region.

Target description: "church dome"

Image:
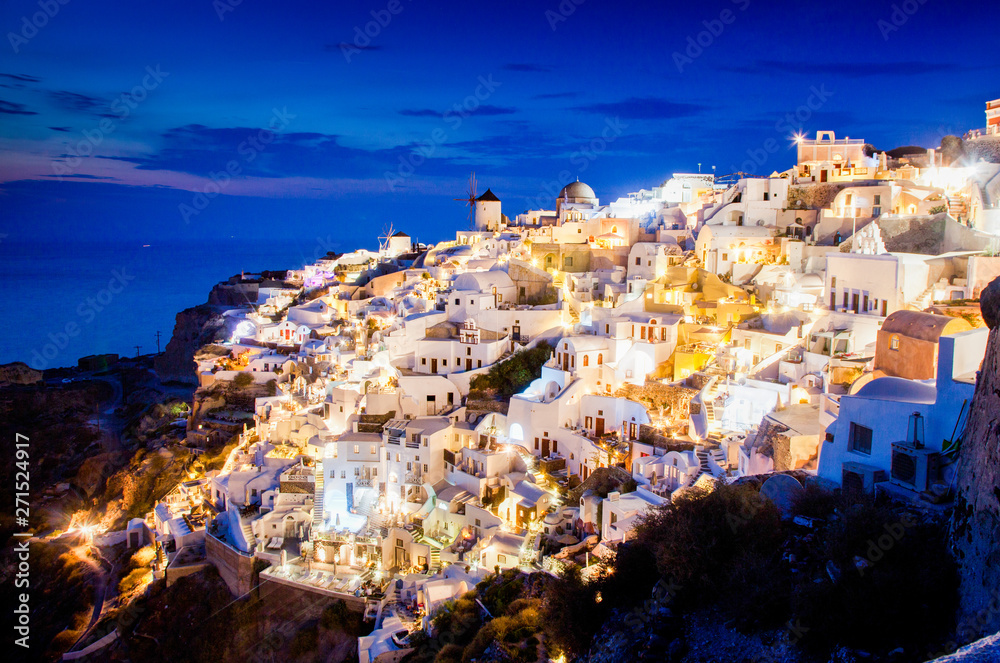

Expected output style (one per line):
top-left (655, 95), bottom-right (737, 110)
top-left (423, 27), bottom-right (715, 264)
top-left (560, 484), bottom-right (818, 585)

top-left (558, 180), bottom-right (596, 200)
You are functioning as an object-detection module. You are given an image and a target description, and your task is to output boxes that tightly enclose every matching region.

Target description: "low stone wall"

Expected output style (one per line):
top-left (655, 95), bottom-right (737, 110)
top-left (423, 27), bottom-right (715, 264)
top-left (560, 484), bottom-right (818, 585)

top-left (166, 560), bottom-right (211, 587)
top-left (205, 532), bottom-right (255, 596)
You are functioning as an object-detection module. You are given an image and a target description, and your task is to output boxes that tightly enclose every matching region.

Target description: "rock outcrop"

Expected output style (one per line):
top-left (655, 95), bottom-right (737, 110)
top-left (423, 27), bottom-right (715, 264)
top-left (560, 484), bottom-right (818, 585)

top-left (153, 304), bottom-right (228, 383)
top-left (949, 275), bottom-right (1000, 636)
top-left (0, 361), bottom-right (43, 386)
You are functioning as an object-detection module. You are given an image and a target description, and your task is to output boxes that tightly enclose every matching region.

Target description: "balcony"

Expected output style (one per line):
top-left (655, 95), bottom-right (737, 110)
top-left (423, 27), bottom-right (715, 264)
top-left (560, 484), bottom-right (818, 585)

top-left (819, 393), bottom-right (840, 429)
top-left (404, 473), bottom-right (423, 485)
top-left (354, 477), bottom-right (374, 488)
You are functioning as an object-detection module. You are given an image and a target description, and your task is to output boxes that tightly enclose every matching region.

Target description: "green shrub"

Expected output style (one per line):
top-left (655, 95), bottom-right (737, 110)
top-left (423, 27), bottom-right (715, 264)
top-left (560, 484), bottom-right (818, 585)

top-left (233, 372), bottom-right (254, 388)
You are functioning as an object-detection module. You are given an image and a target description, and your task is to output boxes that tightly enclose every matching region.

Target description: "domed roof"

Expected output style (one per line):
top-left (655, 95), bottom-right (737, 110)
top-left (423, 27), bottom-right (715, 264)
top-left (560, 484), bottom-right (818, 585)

top-left (558, 180), bottom-right (596, 200)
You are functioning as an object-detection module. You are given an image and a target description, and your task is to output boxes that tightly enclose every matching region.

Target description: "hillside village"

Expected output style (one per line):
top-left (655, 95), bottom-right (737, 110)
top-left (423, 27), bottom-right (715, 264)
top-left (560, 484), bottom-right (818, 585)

top-left (125, 102), bottom-right (1000, 661)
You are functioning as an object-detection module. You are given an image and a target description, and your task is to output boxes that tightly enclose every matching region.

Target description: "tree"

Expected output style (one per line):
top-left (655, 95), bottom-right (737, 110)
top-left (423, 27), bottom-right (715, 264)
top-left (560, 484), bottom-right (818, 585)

top-left (233, 372), bottom-right (253, 389)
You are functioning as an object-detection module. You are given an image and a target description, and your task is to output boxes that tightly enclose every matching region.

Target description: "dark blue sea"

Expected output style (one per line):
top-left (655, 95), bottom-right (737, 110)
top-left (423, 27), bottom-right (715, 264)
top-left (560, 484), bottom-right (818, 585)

top-left (2, 237), bottom-right (362, 370)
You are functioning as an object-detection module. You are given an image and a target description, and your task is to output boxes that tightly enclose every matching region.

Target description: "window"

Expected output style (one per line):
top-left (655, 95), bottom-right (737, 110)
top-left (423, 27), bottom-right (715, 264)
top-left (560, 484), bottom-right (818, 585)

top-left (597, 353), bottom-right (603, 365)
top-left (497, 554), bottom-right (507, 564)
top-left (353, 445), bottom-right (360, 454)
top-left (873, 207), bottom-right (882, 217)
top-left (890, 335), bottom-right (900, 350)
top-left (565, 256), bottom-right (573, 267)
top-left (370, 445), bottom-right (376, 454)
top-left (873, 194), bottom-right (881, 205)
top-left (341, 470), bottom-right (346, 478)
top-left (421, 358), bottom-right (426, 365)
top-left (635, 257), bottom-right (641, 266)
top-left (825, 431), bottom-right (835, 443)
top-left (849, 422), bottom-right (873, 455)
top-left (477, 360), bottom-right (482, 368)
top-left (455, 298), bottom-right (460, 305)
top-left (583, 355), bottom-right (589, 367)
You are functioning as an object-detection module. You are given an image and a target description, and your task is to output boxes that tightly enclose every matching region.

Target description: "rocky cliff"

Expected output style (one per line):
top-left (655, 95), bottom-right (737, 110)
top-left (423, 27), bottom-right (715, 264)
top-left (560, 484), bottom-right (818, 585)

top-left (153, 303), bottom-right (229, 383)
top-left (0, 361), bottom-right (42, 386)
top-left (949, 276), bottom-right (1000, 637)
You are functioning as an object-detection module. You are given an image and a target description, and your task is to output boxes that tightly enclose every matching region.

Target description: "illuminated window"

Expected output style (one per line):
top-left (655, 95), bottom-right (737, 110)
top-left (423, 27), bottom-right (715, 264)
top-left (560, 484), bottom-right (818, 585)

top-left (890, 336), bottom-right (900, 351)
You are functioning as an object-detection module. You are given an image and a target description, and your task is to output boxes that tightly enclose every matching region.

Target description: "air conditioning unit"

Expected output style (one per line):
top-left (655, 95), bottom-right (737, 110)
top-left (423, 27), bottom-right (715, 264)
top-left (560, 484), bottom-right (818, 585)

top-left (841, 461), bottom-right (887, 495)
top-left (890, 442), bottom-right (940, 491)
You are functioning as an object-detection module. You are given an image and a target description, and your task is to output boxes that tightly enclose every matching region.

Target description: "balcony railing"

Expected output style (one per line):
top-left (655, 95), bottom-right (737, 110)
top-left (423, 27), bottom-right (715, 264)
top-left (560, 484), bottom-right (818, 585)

top-left (404, 473), bottom-right (423, 485)
top-left (355, 477), bottom-right (374, 487)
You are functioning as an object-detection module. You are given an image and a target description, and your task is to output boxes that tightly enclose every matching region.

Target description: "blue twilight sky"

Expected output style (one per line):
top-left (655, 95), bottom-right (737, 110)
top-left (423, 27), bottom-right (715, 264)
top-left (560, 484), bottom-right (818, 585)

top-left (1, 0), bottom-right (998, 246)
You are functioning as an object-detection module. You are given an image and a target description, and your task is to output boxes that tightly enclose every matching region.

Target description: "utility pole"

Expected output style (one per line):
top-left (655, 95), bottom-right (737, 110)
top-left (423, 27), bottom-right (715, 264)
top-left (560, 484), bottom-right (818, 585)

top-left (154, 331), bottom-right (162, 354)
top-left (134, 345), bottom-right (141, 359)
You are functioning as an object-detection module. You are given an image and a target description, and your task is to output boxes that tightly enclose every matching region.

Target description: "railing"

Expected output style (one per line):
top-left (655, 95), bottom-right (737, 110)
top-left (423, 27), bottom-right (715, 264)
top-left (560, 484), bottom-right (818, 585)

top-left (404, 473), bottom-right (423, 485)
top-left (355, 477), bottom-right (374, 487)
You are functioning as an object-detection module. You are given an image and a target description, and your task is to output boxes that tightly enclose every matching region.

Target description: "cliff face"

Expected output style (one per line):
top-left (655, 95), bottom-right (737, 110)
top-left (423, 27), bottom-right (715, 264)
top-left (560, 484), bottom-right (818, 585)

top-left (949, 276), bottom-right (1000, 636)
top-left (153, 304), bottom-right (228, 383)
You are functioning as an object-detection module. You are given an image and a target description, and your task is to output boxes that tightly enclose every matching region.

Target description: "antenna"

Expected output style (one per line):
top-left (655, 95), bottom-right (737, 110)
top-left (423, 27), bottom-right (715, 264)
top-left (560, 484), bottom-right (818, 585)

top-left (454, 171), bottom-right (478, 230)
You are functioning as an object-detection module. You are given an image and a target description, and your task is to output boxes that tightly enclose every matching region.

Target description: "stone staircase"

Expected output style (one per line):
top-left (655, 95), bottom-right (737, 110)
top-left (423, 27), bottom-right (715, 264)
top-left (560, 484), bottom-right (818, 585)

top-left (355, 492), bottom-right (388, 535)
top-left (947, 193), bottom-right (968, 219)
top-left (912, 278), bottom-right (949, 310)
top-left (514, 447), bottom-right (545, 483)
top-left (312, 467), bottom-right (325, 532)
top-left (696, 447), bottom-right (712, 475)
top-left (709, 447), bottom-right (727, 470)
top-left (239, 516), bottom-right (256, 550)
top-left (703, 379), bottom-right (722, 435)
top-left (429, 547), bottom-right (441, 573)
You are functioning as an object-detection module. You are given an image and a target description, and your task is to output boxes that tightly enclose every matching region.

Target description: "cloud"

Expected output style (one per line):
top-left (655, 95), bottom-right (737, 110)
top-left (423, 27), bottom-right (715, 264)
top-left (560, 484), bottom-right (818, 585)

top-left (101, 123), bottom-right (472, 181)
top-left (47, 90), bottom-right (115, 117)
top-left (534, 91), bottom-right (579, 99)
top-left (0, 100), bottom-right (36, 115)
top-left (48, 126), bottom-right (72, 132)
top-left (720, 60), bottom-right (961, 77)
top-left (572, 97), bottom-right (704, 120)
top-left (398, 105), bottom-right (517, 118)
top-left (502, 63), bottom-right (550, 73)
top-left (0, 73), bottom-right (41, 83)
top-left (398, 108), bottom-right (443, 117)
